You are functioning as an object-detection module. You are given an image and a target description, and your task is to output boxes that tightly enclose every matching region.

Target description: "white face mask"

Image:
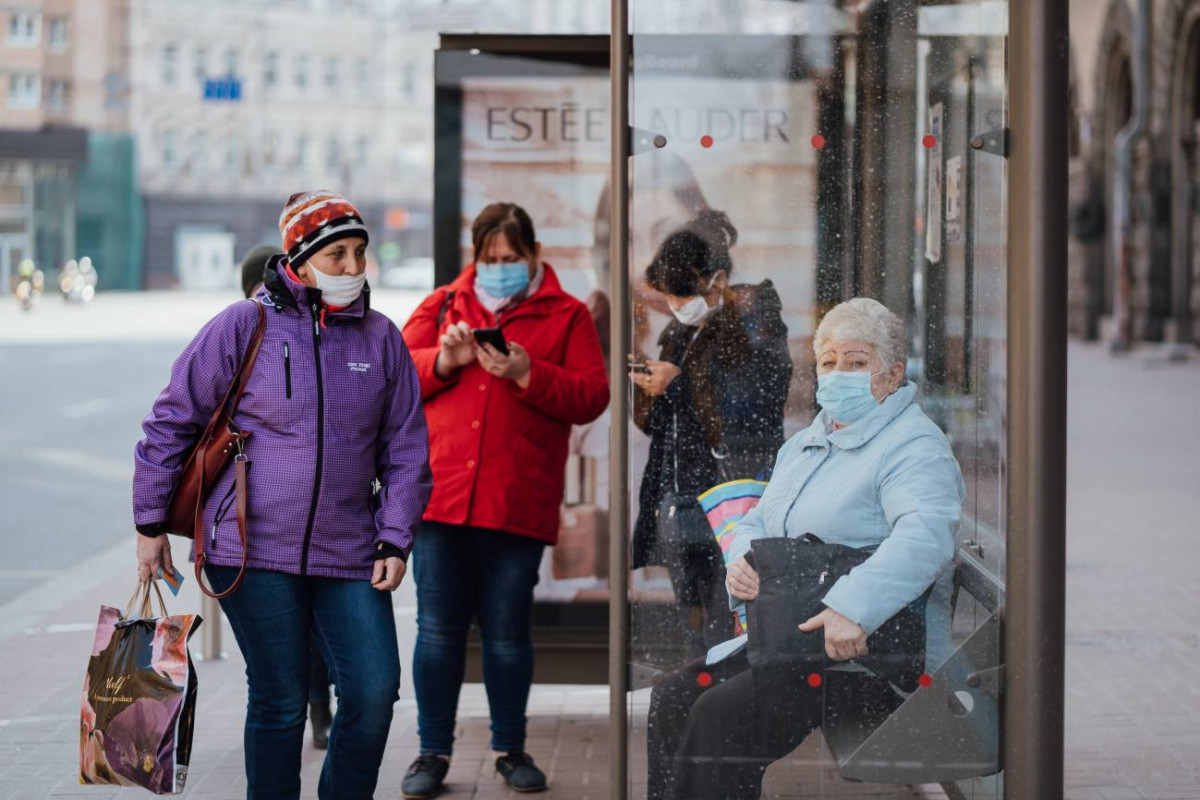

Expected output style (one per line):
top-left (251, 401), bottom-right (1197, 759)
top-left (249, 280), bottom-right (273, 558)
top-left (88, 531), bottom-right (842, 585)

top-left (668, 274), bottom-right (721, 326)
top-left (307, 262), bottom-right (366, 306)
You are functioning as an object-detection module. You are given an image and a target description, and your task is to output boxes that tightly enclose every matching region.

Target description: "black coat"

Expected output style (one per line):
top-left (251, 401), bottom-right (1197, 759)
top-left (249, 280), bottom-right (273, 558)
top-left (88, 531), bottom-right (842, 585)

top-left (632, 280), bottom-right (792, 569)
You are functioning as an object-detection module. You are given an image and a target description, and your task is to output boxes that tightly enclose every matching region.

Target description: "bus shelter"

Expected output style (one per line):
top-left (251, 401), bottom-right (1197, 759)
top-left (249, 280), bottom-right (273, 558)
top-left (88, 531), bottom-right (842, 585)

top-left (605, 1), bottom-right (1066, 799)
top-left (432, 1), bottom-right (1066, 796)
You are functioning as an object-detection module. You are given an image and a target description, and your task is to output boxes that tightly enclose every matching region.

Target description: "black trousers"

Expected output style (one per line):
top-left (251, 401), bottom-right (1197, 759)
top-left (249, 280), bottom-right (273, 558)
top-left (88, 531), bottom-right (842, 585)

top-left (647, 654), bottom-right (904, 800)
top-left (663, 539), bottom-right (735, 658)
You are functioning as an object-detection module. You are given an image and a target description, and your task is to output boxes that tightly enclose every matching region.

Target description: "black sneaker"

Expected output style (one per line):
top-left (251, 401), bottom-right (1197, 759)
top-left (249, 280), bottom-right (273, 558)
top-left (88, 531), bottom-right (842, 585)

top-left (309, 701), bottom-right (332, 751)
top-left (495, 751), bottom-right (547, 793)
top-left (402, 755), bottom-right (450, 800)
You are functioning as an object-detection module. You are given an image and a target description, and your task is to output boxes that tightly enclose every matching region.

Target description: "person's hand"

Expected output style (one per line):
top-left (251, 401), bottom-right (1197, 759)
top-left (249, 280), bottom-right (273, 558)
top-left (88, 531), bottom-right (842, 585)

top-left (631, 360), bottom-right (681, 396)
top-left (477, 341), bottom-right (532, 389)
top-left (136, 534), bottom-right (174, 584)
top-left (435, 321), bottom-right (476, 379)
top-left (371, 557), bottom-right (407, 592)
top-left (725, 556), bottom-right (759, 601)
top-left (799, 607), bottom-right (868, 661)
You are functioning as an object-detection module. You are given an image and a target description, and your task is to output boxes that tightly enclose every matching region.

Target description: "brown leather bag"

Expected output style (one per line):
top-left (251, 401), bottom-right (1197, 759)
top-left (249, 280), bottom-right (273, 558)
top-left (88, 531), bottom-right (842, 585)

top-left (165, 300), bottom-right (267, 599)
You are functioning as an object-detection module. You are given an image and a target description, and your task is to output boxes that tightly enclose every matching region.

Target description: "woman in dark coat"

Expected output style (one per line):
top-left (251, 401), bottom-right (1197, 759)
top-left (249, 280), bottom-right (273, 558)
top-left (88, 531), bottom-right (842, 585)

top-left (631, 210), bottom-right (793, 658)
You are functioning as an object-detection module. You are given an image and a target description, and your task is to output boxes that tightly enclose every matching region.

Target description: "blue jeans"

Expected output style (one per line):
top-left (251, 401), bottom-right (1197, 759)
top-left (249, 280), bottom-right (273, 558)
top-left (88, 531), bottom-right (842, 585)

top-left (206, 567), bottom-right (400, 800)
top-left (412, 522), bottom-right (545, 754)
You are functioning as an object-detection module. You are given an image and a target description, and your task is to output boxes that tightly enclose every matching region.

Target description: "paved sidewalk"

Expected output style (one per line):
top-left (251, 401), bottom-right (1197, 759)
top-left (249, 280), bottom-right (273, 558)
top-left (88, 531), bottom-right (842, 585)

top-left (2, 337), bottom-right (1197, 799)
top-left (0, 539), bottom-right (936, 800)
top-left (1063, 344), bottom-right (1200, 800)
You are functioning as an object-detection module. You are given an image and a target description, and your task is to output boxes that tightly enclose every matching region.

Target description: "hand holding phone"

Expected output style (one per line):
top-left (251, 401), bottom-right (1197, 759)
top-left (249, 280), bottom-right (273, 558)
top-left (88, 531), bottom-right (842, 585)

top-left (627, 354), bottom-right (652, 374)
top-left (472, 327), bottom-right (510, 356)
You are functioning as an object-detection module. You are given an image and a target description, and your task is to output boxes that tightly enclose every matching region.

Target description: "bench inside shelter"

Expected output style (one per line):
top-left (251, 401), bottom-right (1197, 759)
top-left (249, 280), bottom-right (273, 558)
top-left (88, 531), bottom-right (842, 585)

top-left (821, 548), bottom-right (1005, 785)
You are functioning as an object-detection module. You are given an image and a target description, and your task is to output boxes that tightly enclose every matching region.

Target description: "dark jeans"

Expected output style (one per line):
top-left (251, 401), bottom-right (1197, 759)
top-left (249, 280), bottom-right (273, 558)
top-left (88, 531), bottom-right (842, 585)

top-left (310, 639), bottom-right (333, 706)
top-left (648, 654), bottom-right (904, 800)
top-left (411, 521), bottom-right (545, 754)
top-left (206, 566), bottom-right (400, 800)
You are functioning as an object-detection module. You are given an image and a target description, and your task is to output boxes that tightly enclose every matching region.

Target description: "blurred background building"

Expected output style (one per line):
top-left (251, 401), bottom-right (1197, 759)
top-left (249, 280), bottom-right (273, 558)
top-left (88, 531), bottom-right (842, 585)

top-left (1069, 0), bottom-right (1200, 348)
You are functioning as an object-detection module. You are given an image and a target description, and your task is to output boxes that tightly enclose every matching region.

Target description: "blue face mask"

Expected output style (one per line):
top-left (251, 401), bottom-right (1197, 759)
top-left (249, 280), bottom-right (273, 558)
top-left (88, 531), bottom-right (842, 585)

top-left (816, 370), bottom-right (882, 425)
top-left (476, 261), bottom-right (531, 298)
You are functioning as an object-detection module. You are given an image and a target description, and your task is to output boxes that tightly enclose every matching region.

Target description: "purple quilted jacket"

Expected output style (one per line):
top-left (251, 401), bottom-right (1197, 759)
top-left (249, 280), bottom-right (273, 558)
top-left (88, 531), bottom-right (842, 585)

top-left (132, 259), bottom-right (432, 580)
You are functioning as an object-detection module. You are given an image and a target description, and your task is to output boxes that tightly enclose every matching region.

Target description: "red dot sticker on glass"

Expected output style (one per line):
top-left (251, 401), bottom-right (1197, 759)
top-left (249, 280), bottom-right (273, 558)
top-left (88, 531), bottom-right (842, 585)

top-left (696, 671), bottom-right (714, 688)
top-left (700, 135), bottom-right (714, 149)
top-left (918, 674), bottom-right (933, 688)
top-left (807, 673), bottom-right (823, 688)
top-left (922, 134), bottom-right (937, 149)
top-left (811, 134), bottom-right (827, 150)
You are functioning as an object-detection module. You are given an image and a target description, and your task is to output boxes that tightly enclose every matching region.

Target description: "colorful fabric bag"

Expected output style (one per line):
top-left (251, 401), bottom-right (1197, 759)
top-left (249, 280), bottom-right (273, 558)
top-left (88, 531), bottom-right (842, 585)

top-left (79, 582), bottom-right (202, 794)
top-left (698, 478), bottom-right (769, 635)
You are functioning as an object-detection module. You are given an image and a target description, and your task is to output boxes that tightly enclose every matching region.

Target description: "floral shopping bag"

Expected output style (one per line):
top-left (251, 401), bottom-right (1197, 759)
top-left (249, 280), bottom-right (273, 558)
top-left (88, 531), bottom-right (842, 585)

top-left (80, 581), bottom-right (202, 794)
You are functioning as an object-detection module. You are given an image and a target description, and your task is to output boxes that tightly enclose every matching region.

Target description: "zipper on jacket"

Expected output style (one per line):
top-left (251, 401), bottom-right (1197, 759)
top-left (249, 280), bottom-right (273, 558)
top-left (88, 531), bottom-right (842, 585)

top-left (283, 342), bottom-right (292, 399)
top-left (300, 304), bottom-right (324, 575)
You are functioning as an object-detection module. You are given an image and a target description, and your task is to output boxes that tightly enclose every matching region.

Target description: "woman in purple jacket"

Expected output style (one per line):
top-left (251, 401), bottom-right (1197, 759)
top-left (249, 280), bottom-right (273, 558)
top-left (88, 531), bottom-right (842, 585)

top-left (132, 190), bottom-right (433, 800)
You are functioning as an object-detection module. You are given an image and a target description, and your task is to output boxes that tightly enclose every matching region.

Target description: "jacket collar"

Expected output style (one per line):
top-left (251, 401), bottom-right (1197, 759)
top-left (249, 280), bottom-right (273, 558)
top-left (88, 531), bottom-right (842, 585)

top-left (797, 382), bottom-right (919, 452)
top-left (261, 254), bottom-right (370, 319)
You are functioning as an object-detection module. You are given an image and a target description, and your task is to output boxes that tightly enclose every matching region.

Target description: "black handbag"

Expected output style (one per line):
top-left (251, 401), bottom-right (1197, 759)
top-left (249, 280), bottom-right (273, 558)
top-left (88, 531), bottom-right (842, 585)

top-left (656, 404), bottom-right (729, 552)
top-left (745, 535), bottom-right (930, 692)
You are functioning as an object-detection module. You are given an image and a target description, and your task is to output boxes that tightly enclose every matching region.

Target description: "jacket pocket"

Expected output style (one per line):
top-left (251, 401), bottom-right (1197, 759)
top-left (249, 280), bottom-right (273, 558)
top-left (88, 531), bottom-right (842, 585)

top-left (283, 342), bottom-right (292, 399)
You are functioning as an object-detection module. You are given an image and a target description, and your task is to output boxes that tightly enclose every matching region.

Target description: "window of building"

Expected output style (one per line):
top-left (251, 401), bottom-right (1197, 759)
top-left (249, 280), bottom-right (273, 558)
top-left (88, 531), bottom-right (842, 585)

top-left (262, 130), bottom-right (279, 169)
top-left (402, 62), bottom-right (416, 99)
top-left (296, 54), bottom-right (309, 89)
top-left (46, 79), bottom-right (69, 112)
top-left (325, 56), bottom-right (339, 92)
top-left (354, 58), bottom-right (370, 97)
top-left (6, 11), bottom-right (40, 47)
top-left (7, 73), bottom-right (41, 109)
top-left (224, 48), bottom-right (239, 78)
top-left (192, 132), bottom-right (208, 176)
top-left (355, 136), bottom-right (369, 169)
top-left (225, 135), bottom-right (241, 176)
top-left (194, 46), bottom-right (208, 82)
top-left (162, 44), bottom-right (179, 86)
top-left (47, 17), bottom-right (69, 50)
top-left (162, 130), bottom-right (178, 171)
top-left (296, 134), bottom-right (310, 171)
top-left (264, 51), bottom-right (279, 90)
top-left (326, 136), bottom-right (340, 172)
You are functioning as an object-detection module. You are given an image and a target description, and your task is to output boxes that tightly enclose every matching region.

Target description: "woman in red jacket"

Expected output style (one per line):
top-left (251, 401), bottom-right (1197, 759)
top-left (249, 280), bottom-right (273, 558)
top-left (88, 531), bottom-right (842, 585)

top-left (399, 203), bottom-right (608, 798)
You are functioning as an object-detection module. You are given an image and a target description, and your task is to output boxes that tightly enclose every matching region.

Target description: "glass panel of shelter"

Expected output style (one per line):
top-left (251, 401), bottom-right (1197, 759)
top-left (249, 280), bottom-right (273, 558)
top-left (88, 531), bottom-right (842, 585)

top-left (624, 2), bottom-right (1007, 797)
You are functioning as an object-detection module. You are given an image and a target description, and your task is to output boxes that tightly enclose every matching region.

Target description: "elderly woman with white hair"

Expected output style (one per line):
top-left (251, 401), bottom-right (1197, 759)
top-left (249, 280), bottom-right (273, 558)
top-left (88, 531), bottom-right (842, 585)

top-left (645, 297), bottom-right (966, 800)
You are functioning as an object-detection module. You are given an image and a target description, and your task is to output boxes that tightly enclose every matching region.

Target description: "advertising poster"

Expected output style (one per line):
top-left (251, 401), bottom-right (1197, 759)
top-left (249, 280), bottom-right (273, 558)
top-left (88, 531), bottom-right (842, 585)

top-left (438, 39), bottom-right (824, 605)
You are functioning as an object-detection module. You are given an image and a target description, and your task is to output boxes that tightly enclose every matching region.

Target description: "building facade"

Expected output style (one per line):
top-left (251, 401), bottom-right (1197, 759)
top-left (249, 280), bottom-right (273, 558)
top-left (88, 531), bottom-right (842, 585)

top-left (128, 0), bottom-right (438, 288)
top-left (1069, 0), bottom-right (1200, 346)
top-left (0, 0), bottom-right (130, 292)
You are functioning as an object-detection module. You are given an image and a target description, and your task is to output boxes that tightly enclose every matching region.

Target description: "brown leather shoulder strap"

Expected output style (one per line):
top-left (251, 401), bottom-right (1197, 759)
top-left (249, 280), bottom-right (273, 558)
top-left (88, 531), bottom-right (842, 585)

top-left (194, 455), bottom-right (250, 600)
top-left (436, 290), bottom-right (456, 328)
top-left (227, 300), bottom-right (267, 417)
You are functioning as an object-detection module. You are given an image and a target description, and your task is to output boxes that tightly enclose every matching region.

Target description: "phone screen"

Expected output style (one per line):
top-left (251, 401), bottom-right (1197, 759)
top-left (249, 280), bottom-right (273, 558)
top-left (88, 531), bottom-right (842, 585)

top-left (472, 327), bottom-right (509, 355)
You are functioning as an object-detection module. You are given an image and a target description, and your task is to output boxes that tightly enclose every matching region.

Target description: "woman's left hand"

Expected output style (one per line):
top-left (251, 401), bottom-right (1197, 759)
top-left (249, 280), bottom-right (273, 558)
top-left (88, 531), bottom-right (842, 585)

top-left (799, 607), bottom-right (868, 662)
top-left (477, 342), bottom-right (533, 390)
top-left (371, 557), bottom-right (407, 592)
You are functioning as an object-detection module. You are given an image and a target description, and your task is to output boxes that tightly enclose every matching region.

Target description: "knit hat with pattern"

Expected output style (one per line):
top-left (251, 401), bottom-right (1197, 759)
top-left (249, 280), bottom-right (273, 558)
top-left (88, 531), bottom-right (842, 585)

top-left (278, 190), bottom-right (369, 268)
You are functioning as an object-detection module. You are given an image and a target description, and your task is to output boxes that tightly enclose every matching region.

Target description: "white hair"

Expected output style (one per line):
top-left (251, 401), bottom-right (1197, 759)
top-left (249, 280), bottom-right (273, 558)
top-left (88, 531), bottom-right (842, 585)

top-left (812, 297), bottom-right (908, 368)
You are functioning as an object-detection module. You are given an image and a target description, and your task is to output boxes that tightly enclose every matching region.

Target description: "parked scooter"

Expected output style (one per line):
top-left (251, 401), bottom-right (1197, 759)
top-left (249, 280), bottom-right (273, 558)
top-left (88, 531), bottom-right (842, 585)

top-left (14, 259), bottom-right (44, 311)
top-left (59, 257), bottom-right (98, 303)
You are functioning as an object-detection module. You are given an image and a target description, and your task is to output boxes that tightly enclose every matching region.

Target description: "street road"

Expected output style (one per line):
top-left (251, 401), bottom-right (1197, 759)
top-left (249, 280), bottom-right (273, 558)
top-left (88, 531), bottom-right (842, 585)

top-left (0, 340), bottom-right (182, 604)
top-left (0, 290), bottom-right (424, 605)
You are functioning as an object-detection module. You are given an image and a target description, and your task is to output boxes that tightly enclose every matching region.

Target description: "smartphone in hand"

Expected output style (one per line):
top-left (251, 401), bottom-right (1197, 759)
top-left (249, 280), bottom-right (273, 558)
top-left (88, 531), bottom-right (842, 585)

top-left (472, 327), bottom-right (510, 355)
top-left (627, 354), bottom-right (652, 374)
